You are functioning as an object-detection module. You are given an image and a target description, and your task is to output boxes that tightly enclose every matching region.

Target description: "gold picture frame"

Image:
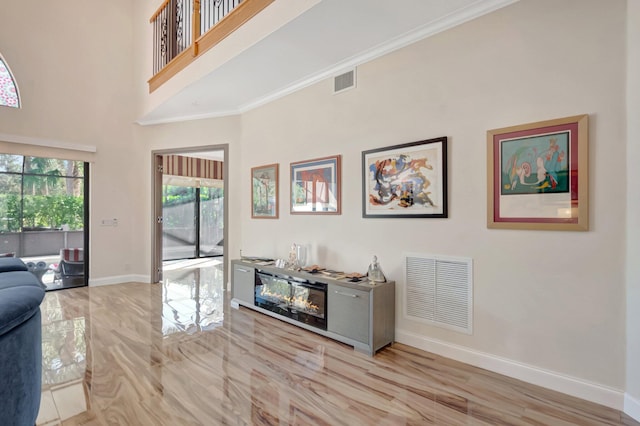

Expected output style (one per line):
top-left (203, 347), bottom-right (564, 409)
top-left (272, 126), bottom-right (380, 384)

top-left (487, 114), bottom-right (588, 231)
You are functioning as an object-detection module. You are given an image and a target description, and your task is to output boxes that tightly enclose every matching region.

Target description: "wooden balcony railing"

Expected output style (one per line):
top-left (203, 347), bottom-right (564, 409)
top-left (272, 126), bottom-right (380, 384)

top-left (149, 0), bottom-right (274, 93)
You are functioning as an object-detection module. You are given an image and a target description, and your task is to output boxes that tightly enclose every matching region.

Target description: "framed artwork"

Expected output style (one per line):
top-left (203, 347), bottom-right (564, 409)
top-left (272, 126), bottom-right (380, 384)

top-left (362, 137), bottom-right (448, 218)
top-left (251, 163), bottom-right (279, 219)
top-left (487, 114), bottom-right (588, 231)
top-left (290, 155), bottom-right (341, 214)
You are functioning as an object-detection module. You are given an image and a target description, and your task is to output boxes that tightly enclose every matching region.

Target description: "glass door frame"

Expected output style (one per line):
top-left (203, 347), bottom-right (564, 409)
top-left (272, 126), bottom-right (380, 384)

top-left (151, 146), bottom-right (228, 285)
top-left (161, 182), bottom-right (198, 261)
top-left (160, 182), bottom-right (223, 261)
top-left (0, 155), bottom-right (90, 289)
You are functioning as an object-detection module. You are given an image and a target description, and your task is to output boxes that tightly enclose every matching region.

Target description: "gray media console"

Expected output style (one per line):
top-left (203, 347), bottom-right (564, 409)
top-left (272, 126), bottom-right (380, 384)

top-left (231, 259), bottom-right (395, 356)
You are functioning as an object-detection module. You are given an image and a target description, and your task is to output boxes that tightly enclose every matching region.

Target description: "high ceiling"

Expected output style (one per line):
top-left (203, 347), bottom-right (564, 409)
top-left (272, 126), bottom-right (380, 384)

top-left (138, 0), bottom-right (517, 125)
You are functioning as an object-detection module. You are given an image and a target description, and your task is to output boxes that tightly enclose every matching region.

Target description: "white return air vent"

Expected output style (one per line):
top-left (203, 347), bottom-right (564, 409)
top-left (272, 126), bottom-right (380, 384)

top-left (333, 68), bottom-right (356, 94)
top-left (405, 253), bottom-right (473, 334)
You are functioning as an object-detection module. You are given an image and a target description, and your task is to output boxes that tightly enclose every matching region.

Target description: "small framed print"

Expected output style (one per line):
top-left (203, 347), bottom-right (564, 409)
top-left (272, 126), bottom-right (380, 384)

top-left (251, 163), bottom-right (278, 219)
top-left (290, 155), bottom-right (341, 215)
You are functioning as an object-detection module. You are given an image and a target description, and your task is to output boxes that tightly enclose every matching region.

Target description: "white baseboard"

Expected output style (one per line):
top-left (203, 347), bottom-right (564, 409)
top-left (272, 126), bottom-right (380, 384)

top-left (625, 393), bottom-right (640, 422)
top-left (396, 329), bottom-right (624, 410)
top-left (89, 274), bottom-right (150, 287)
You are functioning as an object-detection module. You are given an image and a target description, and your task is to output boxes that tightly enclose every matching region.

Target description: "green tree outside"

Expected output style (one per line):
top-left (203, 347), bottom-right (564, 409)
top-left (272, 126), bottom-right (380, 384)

top-left (0, 154), bottom-right (85, 232)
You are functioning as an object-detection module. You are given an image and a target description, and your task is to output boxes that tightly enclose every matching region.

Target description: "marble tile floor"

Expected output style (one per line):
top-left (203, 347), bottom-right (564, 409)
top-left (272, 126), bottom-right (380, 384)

top-left (37, 261), bottom-right (639, 425)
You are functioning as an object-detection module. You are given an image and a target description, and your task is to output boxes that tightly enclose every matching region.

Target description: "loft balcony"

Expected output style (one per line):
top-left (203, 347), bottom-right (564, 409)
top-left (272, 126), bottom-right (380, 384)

top-left (140, 0), bottom-right (518, 125)
top-left (148, 0), bottom-right (274, 93)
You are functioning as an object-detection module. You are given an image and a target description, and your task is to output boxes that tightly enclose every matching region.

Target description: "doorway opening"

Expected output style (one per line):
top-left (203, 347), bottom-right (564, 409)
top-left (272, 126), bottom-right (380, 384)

top-left (151, 146), bottom-right (228, 286)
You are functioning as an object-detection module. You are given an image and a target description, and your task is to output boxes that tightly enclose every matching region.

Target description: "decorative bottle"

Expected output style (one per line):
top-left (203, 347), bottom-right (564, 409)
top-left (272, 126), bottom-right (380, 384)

top-left (367, 255), bottom-right (385, 283)
top-left (287, 243), bottom-right (298, 269)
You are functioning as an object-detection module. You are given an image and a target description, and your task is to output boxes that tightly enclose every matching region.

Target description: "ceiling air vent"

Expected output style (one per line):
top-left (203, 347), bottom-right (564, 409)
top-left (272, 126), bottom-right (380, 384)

top-left (333, 68), bottom-right (356, 94)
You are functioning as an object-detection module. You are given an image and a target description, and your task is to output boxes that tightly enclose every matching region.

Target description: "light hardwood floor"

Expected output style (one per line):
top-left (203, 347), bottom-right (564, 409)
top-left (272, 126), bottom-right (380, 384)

top-left (37, 260), bottom-right (639, 425)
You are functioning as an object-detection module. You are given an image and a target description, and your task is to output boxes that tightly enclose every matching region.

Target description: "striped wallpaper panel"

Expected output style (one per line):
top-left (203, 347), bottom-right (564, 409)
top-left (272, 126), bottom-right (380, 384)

top-left (163, 155), bottom-right (223, 179)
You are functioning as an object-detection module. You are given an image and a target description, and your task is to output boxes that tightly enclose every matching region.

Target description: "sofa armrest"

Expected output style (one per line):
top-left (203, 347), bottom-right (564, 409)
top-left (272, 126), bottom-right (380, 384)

top-left (0, 285), bottom-right (45, 337)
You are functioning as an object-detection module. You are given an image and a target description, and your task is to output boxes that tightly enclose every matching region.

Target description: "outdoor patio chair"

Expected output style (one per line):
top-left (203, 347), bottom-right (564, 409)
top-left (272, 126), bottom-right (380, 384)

top-left (54, 248), bottom-right (84, 287)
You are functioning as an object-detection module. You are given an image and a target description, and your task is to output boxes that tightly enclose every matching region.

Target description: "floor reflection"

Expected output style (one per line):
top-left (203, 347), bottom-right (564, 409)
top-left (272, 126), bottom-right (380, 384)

top-left (42, 317), bottom-right (87, 386)
top-left (161, 257), bottom-right (225, 336)
top-left (39, 291), bottom-right (91, 425)
top-left (37, 257), bottom-right (225, 426)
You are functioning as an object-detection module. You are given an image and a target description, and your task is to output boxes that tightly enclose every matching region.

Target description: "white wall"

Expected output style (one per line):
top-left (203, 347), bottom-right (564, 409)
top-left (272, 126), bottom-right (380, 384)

top-left (238, 0), bottom-right (628, 404)
top-left (626, 0), bottom-right (640, 420)
top-left (0, 0), bottom-right (147, 282)
top-left (1, 0), bottom-right (635, 413)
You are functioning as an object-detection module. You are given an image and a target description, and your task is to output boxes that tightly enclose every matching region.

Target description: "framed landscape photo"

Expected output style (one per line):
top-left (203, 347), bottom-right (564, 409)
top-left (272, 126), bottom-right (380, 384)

top-left (251, 163), bottom-right (279, 219)
top-left (290, 155), bottom-right (341, 214)
top-left (487, 114), bottom-right (588, 231)
top-left (362, 137), bottom-right (448, 218)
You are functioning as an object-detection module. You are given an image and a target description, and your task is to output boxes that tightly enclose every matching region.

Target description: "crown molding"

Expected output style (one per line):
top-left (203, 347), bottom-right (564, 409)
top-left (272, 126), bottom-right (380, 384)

top-left (239, 0), bottom-right (520, 113)
top-left (136, 108), bottom-right (242, 126)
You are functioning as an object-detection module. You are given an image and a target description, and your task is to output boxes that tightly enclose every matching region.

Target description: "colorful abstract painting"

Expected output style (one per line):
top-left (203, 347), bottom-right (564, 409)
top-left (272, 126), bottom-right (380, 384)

top-left (500, 132), bottom-right (569, 195)
top-left (362, 137), bottom-right (447, 218)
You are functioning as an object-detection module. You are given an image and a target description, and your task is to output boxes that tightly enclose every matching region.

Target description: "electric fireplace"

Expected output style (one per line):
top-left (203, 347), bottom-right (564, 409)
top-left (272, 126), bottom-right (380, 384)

top-left (255, 271), bottom-right (327, 330)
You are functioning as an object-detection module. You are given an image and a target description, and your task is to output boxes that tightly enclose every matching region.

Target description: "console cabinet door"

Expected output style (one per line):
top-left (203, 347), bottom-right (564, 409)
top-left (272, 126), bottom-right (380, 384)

top-left (327, 285), bottom-right (370, 344)
top-left (233, 264), bottom-right (255, 305)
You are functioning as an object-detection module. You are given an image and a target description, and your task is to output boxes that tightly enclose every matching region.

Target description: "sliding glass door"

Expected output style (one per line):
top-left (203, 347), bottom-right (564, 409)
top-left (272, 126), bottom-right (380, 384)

top-left (0, 154), bottom-right (89, 290)
top-left (162, 184), bottom-right (197, 260)
top-left (162, 176), bottom-right (223, 261)
top-left (199, 186), bottom-right (223, 258)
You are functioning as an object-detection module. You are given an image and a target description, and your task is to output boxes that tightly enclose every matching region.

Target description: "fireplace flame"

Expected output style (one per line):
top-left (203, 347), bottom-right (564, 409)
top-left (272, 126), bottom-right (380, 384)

top-left (260, 287), bottom-right (320, 314)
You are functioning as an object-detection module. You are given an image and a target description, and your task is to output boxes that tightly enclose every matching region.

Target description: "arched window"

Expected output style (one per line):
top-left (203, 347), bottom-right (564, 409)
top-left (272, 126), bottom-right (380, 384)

top-left (0, 53), bottom-right (20, 108)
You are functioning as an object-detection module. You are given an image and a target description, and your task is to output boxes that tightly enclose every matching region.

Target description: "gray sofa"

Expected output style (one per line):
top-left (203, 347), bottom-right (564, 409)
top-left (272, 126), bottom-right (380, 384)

top-left (0, 257), bottom-right (45, 426)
